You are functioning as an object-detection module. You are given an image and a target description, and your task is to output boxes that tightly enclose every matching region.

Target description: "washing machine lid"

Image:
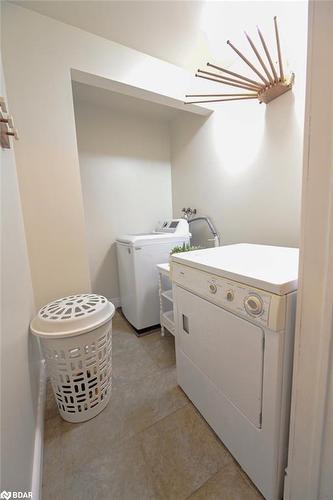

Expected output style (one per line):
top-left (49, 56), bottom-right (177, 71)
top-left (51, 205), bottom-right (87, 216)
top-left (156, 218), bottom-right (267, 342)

top-left (116, 233), bottom-right (189, 246)
top-left (171, 243), bottom-right (299, 295)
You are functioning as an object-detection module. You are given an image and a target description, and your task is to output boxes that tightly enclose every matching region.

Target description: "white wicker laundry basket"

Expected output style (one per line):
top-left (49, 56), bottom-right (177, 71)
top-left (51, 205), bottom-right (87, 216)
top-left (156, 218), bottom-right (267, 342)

top-left (30, 293), bottom-right (115, 423)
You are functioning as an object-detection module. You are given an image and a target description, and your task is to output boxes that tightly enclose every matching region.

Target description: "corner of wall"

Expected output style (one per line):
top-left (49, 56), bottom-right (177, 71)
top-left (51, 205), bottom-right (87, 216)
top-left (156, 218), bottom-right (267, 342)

top-left (31, 360), bottom-right (47, 500)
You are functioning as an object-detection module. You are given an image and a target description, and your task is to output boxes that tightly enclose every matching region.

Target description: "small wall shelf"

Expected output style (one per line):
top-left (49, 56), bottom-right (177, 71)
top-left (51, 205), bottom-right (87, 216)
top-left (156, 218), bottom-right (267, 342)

top-left (157, 263), bottom-right (175, 336)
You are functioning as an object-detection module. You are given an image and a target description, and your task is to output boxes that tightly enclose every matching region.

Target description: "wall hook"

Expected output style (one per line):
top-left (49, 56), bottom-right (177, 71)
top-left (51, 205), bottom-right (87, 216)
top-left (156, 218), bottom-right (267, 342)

top-left (1, 97), bottom-right (19, 149)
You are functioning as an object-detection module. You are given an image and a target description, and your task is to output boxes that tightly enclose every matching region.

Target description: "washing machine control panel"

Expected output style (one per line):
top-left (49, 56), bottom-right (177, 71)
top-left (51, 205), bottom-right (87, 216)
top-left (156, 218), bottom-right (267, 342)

top-left (172, 262), bottom-right (286, 331)
top-left (156, 219), bottom-right (190, 235)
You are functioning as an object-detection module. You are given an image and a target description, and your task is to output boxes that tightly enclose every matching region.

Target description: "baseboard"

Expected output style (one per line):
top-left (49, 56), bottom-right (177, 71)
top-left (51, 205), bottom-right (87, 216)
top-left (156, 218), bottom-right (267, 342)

top-left (31, 359), bottom-right (46, 500)
top-left (110, 296), bottom-right (121, 309)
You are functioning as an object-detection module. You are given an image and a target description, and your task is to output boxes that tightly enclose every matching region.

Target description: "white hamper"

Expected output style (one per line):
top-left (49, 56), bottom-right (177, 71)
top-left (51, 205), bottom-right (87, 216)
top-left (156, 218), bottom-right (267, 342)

top-left (30, 294), bottom-right (115, 423)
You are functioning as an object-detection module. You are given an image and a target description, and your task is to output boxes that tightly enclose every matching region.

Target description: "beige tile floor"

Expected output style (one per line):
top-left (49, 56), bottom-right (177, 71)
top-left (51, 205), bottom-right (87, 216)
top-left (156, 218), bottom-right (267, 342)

top-left (43, 311), bottom-right (263, 500)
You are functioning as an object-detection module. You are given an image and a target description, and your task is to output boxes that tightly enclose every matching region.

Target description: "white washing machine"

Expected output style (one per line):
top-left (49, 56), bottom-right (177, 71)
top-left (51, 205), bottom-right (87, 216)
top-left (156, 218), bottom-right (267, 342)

top-left (171, 244), bottom-right (299, 500)
top-left (116, 219), bottom-right (190, 332)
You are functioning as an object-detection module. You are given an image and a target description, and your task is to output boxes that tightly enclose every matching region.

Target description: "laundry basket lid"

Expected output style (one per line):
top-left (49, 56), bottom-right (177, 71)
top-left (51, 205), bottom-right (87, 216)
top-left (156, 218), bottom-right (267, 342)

top-left (30, 293), bottom-right (115, 338)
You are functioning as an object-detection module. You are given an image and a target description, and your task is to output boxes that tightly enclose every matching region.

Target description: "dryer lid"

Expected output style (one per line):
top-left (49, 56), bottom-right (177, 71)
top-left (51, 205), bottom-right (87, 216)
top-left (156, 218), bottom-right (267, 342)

top-left (171, 243), bottom-right (299, 295)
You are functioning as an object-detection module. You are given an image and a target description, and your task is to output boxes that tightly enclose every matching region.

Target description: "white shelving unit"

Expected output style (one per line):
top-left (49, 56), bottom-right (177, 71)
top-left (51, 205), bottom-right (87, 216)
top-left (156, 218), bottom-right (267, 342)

top-left (157, 263), bottom-right (174, 336)
top-left (161, 289), bottom-right (173, 302)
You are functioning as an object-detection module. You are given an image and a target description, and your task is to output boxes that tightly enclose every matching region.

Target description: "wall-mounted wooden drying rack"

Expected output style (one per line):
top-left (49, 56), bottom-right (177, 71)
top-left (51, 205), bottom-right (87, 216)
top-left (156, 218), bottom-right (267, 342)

top-left (186, 17), bottom-right (294, 106)
top-left (1, 97), bottom-right (19, 149)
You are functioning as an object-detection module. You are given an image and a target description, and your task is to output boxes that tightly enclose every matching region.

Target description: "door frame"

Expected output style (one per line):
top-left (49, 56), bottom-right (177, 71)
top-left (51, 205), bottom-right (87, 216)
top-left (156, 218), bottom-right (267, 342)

top-left (285, 1), bottom-right (333, 498)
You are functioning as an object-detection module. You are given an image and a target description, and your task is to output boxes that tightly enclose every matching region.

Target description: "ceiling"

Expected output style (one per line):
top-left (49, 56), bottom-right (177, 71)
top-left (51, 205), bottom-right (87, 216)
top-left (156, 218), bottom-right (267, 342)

top-left (72, 81), bottom-right (183, 121)
top-left (10, 1), bottom-right (299, 77)
top-left (12, 1), bottom-right (206, 70)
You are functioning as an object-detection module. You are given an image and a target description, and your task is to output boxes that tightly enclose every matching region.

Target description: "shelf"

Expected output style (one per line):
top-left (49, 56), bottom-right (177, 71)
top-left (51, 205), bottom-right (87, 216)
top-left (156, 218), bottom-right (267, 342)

top-left (158, 264), bottom-right (174, 337)
top-left (162, 310), bottom-right (174, 335)
top-left (161, 289), bottom-right (173, 303)
top-left (157, 262), bottom-right (170, 276)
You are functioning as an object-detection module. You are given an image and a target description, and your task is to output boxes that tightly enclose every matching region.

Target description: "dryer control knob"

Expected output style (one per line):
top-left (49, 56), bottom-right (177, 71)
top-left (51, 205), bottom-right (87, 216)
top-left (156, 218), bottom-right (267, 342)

top-left (244, 295), bottom-right (263, 316)
top-left (209, 283), bottom-right (217, 294)
top-left (226, 290), bottom-right (234, 301)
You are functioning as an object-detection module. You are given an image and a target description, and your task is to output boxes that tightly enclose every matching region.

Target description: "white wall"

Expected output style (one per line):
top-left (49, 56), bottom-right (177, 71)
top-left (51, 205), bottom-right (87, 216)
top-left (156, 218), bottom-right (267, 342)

top-left (73, 97), bottom-right (172, 302)
top-left (0, 60), bottom-right (41, 493)
top-left (1, 2), bottom-right (206, 308)
top-left (171, 1), bottom-right (308, 248)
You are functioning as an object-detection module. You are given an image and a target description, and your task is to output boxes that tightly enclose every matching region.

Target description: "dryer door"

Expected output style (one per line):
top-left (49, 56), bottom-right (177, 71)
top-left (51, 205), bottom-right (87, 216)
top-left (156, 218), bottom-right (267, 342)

top-left (175, 285), bottom-right (264, 428)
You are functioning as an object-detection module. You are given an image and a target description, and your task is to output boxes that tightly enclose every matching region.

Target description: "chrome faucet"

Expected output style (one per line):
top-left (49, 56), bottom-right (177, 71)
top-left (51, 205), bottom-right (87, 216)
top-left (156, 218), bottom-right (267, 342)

top-left (181, 208), bottom-right (220, 247)
top-left (181, 207), bottom-right (197, 220)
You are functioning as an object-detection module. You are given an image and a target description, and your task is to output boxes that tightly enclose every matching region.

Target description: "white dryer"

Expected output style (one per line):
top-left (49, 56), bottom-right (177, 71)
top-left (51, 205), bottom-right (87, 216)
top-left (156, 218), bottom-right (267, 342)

top-left (116, 219), bottom-right (190, 332)
top-left (171, 244), bottom-right (299, 500)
